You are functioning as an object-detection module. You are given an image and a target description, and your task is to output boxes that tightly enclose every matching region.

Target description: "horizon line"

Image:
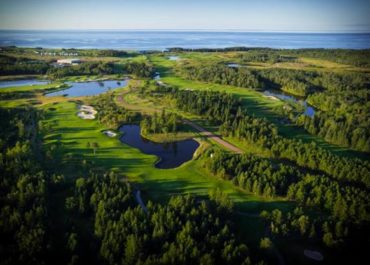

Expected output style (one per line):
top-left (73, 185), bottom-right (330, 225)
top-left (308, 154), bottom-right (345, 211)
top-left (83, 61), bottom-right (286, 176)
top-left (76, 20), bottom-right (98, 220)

top-left (0, 28), bottom-right (369, 34)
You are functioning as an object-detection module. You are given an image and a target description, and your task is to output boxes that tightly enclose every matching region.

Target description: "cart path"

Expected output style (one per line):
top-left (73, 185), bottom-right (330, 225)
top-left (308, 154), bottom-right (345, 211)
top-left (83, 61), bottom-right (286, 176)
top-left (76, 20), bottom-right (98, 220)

top-left (183, 120), bottom-right (243, 154)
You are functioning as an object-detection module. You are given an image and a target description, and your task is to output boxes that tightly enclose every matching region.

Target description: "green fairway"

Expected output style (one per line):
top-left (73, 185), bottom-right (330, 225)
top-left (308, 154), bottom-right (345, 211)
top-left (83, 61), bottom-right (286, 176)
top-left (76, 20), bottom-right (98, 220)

top-left (42, 100), bottom-right (290, 210)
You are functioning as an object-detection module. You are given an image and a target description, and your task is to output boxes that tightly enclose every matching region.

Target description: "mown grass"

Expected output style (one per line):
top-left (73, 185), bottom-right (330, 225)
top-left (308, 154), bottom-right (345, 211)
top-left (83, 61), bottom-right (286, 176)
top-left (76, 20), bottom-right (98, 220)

top-left (0, 82), bottom-right (64, 92)
top-left (38, 100), bottom-right (293, 243)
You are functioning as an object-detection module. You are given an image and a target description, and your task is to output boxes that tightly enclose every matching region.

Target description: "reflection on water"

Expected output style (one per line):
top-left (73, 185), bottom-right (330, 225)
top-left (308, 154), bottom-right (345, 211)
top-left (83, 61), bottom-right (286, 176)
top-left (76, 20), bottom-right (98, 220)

top-left (46, 80), bottom-right (127, 97)
top-left (263, 90), bottom-right (315, 117)
top-left (227, 63), bottom-right (242, 68)
top-left (0, 79), bottom-right (49, 88)
top-left (153, 72), bottom-right (161, 80)
top-left (168, 56), bottom-right (180, 61)
top-left (119, 124), bottom-right (199, 169)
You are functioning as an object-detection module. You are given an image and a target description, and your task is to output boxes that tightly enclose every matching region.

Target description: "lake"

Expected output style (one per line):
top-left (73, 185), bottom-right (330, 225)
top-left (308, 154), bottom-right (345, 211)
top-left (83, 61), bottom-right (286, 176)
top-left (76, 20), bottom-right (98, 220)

top-left (0, 79), bottom-right (49, 88)
top-left (46, 80), bottom-right (127, 97)
top-left (1, 30), bottom-right (370, 50)
top-left (119, 124), bottom-right (199, 169)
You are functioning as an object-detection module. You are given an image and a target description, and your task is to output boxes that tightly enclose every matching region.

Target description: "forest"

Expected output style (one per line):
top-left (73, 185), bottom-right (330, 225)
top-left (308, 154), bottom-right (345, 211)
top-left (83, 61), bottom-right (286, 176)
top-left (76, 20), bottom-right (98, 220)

top-left (89, 92), bottom-right (139, 129)
top-left (152, 85), bottom-right (370, 187)
top-left (168, 47), bottom-right (370, 67)
top-left (0, 54), bottom-right (50, 75)
top-left (178, 63), bottom-right (370, 152)
top-left (148, 84), bottom-right (369, 262)
top-left (0, 105), bottom-right (258, 265)
top-left (65, 173), bottom-right (254, 265)
top-left (140, 109), bottom-right (178, 135)
top-left (1, 46), bottom-right (369, 265)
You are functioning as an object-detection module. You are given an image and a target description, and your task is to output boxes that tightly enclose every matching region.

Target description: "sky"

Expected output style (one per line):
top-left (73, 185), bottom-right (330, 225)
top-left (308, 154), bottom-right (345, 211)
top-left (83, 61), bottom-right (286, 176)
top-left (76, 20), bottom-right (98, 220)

top-left (0, 0), bottom-right (369, 32)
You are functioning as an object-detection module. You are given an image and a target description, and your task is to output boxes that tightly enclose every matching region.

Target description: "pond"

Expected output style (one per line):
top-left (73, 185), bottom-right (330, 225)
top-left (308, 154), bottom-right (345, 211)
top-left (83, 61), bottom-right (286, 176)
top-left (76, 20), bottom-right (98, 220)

top-left (0, 79), bottom-right (49, 88)
top-left (119, 124), bottom-right (199, 169)
top-left (46, 80), bottom-right (127, 97)
top-left (168, 56), bottom-right (180, 61)
top-left (263, 90), bottom-right (315, 117)
top-left (153, 72), bottom-right (161, 80)
top-left (227, 63), bottom-right (242, 68)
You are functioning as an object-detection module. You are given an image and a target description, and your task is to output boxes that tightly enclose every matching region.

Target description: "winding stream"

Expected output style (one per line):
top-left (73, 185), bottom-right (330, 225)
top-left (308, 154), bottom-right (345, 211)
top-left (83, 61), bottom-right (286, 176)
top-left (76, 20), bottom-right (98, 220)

top-left (263, 90), bottom-right (315, 117)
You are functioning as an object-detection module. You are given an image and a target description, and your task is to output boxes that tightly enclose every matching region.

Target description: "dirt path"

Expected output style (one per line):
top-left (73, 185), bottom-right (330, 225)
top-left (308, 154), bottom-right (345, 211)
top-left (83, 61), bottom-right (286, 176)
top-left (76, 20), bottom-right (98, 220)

top-left (183, 120), bottom-right (243, 154)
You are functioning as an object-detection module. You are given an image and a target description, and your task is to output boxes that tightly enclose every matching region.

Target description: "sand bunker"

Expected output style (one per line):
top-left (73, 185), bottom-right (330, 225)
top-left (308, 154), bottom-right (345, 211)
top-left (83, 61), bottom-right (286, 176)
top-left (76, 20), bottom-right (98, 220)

top-left (103, 130), bottom-right (117, 137)
top-left (264, 95), bottom-right (279, 101)
top-left (304, 250), bottom-right (323, 261)
top-left (77, 105), bottom-right (97, 119)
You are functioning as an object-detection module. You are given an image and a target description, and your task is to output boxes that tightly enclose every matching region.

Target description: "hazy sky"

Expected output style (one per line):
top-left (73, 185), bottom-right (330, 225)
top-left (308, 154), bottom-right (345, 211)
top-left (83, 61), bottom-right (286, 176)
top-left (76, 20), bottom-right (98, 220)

top-left (0, 0), bottom-right (369, 32)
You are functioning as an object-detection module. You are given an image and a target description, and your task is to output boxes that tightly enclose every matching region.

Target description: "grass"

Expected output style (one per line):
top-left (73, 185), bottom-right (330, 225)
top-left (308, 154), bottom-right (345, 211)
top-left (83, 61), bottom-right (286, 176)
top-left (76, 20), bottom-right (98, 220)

top-left (0, 82), bottom-right (64, 92)
top-left (1, 52), bottom-right (367, 252)
top-left (39, 99), bottom-right (293, 244)
top-left (148, 54), bottom-right (368, 159)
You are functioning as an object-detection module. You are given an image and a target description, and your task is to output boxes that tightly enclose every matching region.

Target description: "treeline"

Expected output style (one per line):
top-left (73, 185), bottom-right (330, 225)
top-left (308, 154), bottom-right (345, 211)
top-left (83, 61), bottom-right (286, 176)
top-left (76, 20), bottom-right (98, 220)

top-left (152, 86), bottom-right (370, 187)
top-left (297, 110), bottom-right (370, 152)
top-left (96, 49), bottom-right (127, 57)
top-left (179, 64), bottom-right (370, 152)
top-left (258, 68), bottom-right (317, 96)
top-left (0, 54), bottom-right (49, 75)
top-left (168, 47), bottom-right (370, 67)
top-left (238, 48), bottom-right (370, 68)
top-left (167, 47), bottom-right (262, 52)
top-left (286, 48), bottom-right (370, 67)
top-left (90, 92), bottom-right (139, 128)
top-left (260, 207), bottom-right (369, 264)
top-left (0, 104), bottom-right (258, 265)
top-left (203, 148), bottom-right (369, 223)
top-left (123, 61), bottom-right (154, 78)
top-left (178, 62), bottom-right (368, 96)
top-left (178, 64), bottom-right (315, 96)
top-left (294, 88), bottom-right (370, 152)
top-left (240, 52), bottom-right (297, 64)
top-left (202, 147), bottom-right (369, 261)
top-left (140, 109), bottom-right (178, 134)
top-left (179, 64), bottom-right (263, 90)
top-left (0, 107), bottom-right (50, 264)
top-left (47, 62), bottom-right (115, 79)
top-left (65, 173), bottom-right (255, 265)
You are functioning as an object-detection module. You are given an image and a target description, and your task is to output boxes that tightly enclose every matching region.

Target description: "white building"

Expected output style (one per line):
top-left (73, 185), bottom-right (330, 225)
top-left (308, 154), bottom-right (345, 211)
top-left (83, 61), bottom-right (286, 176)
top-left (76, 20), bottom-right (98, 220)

top-left (56, 58), bottom-right (81, 65)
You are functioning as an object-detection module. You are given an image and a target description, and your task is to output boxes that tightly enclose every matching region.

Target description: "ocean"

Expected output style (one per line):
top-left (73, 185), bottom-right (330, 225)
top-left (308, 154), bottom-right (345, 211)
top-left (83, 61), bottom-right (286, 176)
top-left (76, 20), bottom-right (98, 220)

top-left (0, 30), bottom-right (369, 50)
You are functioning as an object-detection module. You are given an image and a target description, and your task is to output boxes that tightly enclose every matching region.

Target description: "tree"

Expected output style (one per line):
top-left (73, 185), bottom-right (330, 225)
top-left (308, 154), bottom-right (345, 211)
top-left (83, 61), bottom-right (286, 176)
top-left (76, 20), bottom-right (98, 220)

top-left (323, 232), bottom-right (336, 247)
top-left (91, 142), bottom-right (99, 155)
top-left (260, 237), bottom-right (272, 249)
top-left (67, 233), bottom-right (78, 252)
top-left (124, 234), bottom-right (141, 265)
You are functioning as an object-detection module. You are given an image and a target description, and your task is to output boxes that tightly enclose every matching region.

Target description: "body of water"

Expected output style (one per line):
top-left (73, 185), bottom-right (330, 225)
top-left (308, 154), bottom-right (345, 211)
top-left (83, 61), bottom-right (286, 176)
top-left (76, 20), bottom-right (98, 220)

top-left (119, 124), bottom-right (199, 169)
top-left (168, 56), bottom-right (180, 60)
top-left (263, 90), bottom-right (315, 117)
top-left (46, 80), bottom-right (127, 97)
top-left (227, 63), bottom-right (242, 68)
top-left (1, 30), bottom-right (369, 50)
top-left (0, 79), bottom-right (49, 88)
